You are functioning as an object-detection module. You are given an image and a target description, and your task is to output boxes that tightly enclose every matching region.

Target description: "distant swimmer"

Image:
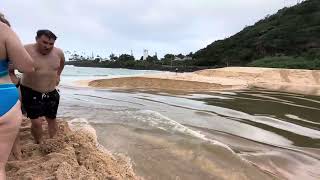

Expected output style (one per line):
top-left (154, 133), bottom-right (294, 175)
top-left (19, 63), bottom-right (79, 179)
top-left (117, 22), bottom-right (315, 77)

top-left (11, 29), bottom-right (65, 144)
top-left (0, 12), bottom-right (34, 179)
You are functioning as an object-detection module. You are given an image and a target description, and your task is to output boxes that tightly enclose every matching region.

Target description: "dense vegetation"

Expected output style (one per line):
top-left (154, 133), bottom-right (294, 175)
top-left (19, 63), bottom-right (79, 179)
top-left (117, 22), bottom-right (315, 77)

top-left (65, 53), bottom-right (208, 72)
top-left (248, 56), bottom-right (320, 69)
top-left (193, 0), bottom-right (320, 69)
top-left (67, 0), bottom-right (320, 70)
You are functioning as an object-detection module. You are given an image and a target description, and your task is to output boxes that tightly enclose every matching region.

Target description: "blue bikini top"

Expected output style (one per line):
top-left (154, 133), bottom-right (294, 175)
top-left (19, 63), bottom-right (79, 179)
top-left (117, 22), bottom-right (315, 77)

top-left (0, 59), bottom-right (9, 77)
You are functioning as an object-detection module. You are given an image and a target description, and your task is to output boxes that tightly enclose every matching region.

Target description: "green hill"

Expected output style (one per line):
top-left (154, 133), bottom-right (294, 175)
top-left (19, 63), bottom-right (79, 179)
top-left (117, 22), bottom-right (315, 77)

top-left (193, 0), bottom-right (320, 69)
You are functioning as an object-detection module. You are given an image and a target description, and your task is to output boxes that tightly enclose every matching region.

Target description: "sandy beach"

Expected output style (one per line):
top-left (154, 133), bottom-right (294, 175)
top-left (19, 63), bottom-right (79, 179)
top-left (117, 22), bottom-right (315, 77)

top-left (80, 67), bottom-right (320, 96)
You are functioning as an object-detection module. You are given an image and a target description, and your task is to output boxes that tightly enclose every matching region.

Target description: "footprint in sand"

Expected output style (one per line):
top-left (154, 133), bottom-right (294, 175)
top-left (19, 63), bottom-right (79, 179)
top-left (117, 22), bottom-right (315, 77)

top-left (279, 70), bottom-right (291, 83)
top-left (312, 71), bottom-right (320, 85)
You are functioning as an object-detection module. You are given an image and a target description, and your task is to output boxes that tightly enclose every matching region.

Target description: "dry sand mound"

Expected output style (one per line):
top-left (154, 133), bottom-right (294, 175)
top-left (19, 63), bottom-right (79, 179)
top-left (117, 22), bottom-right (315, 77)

top-left (88, 77), bottom-right (234, 91)
top-left (196, 67), bottom-right (320, 85)
top-left (195, 67), bottom-right (320, 95)
top-left (78, 67), bottom-right (320, 96)
top-left (6, 118), bottom-right (139, 180)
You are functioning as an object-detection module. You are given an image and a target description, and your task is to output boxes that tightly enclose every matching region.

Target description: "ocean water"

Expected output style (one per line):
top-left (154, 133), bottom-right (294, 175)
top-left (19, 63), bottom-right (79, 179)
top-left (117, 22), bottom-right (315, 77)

top-left (59, 66), bottom-right (320, 180)
top-left (61, 65), bottom-right (161, 85)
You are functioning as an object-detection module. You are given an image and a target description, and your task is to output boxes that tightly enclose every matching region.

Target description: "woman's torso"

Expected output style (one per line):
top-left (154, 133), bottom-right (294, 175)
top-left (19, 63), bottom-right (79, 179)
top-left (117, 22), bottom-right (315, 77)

top-left (0, 26), bottom-right (12, 84)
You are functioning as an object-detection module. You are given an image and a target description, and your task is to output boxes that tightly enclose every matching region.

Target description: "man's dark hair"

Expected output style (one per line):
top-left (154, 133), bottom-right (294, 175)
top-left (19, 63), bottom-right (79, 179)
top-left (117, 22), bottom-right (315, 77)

top-left (36, 29), bottom-right (57, 40)
top-left (0, 12), bottom-right (11, 27)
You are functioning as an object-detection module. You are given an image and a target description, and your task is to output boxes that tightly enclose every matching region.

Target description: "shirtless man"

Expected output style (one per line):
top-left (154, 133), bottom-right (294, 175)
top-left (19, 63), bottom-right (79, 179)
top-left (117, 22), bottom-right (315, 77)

top-left (13, 29), bottom-right (65, 144)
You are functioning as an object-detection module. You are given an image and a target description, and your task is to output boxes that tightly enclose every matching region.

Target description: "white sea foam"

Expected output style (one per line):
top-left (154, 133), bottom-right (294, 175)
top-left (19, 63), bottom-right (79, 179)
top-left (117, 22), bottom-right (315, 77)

top-left (217, 91), bottom-right (237, 95)
top-left (67, 117), bottom-right (135, 171)
top-left (138, 110), bottom-right (234, 152)
top-left (68, 118), bottom-right (98, 144)
top-left (181, 93), bottom-right (233, 100)
top-left (285, 114), bottom-right (320, 125)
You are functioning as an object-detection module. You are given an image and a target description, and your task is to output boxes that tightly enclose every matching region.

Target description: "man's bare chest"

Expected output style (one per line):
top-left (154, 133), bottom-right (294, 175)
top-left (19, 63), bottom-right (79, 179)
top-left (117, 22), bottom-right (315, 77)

top-left (32, 54), bottom-right (60, 71)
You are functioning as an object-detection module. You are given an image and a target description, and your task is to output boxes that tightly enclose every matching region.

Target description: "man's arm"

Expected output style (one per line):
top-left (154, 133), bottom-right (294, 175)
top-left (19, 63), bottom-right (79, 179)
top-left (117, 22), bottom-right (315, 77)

top-left (56, 49), bottom-right (65, 85)
top-left (58, 49), bottom-right (65, 76)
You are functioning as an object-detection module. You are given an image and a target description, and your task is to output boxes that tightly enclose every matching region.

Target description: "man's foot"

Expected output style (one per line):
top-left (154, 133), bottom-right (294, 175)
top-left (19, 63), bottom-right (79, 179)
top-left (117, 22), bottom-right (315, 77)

top-left (11, 150), bottom-right (22, 160)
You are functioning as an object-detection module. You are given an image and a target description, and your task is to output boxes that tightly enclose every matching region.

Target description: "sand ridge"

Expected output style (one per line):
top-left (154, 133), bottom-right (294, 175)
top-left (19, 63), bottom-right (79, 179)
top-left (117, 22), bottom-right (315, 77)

top-left (6, 118), bottom-right (140, 180)
top-left (88, 76), bottom-right (240, 92)
top-left (78, 67), bottom-right (320, 95)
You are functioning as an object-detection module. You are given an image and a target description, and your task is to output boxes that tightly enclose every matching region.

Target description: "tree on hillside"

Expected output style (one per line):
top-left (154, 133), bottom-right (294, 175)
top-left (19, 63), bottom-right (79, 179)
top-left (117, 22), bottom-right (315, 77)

top-left (109, 53), bottom-right (118, 61)
top-left (70, 53), bottom-right (80, 61)
top-left (164, 54), bottom-right (175, 60)
top-left (176, 54), bottom-right (185, 59)
top-left (146, 56), bottom-right (154, 62)
top-left (152, 55), bottom-right (159, 61)
top-left (161, 54), bottom-right (175, 65)
top-left (187, 52), bottom-right (194, 57)
top-left (118, 54), bottom-right (135, 62)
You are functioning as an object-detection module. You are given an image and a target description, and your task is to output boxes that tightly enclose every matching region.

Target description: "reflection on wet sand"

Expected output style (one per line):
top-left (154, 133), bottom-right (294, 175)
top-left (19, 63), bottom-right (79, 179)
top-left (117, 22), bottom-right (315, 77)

top-left (93, 124), bottom-right (274, 180)
top-left (59, 86), bottom-right (320, 180)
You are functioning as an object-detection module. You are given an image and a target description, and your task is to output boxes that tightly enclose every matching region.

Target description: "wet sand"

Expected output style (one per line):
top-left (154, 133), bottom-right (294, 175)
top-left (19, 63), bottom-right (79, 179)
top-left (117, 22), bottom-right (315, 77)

top-left (7, 118), bottom-right (139, 180)
top-left (93, 123), bottom-right (275, 180)
top-left (57, 85), bottom-right (320, 180)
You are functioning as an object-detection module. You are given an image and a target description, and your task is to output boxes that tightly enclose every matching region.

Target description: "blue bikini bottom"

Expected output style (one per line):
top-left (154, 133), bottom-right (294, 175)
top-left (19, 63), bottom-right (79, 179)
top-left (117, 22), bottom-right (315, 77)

top-left (0, 84), bottom-right (19, 116)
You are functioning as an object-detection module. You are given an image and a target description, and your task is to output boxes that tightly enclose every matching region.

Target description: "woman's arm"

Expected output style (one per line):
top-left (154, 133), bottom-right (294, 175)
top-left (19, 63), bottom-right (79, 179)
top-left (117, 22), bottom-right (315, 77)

top-left (4, 26), bottom-right (34, 73)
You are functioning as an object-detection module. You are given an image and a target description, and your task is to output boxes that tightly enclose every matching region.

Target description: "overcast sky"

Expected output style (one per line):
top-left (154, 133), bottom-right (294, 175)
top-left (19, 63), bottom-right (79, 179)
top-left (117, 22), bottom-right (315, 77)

top-left (2, 0), bottom-right (299, 59)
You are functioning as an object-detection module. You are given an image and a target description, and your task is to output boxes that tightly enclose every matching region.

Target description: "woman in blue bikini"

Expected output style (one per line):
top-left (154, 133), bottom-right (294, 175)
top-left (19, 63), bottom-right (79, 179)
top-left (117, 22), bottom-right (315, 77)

top-left (0, 13), bottom-right (34, 179)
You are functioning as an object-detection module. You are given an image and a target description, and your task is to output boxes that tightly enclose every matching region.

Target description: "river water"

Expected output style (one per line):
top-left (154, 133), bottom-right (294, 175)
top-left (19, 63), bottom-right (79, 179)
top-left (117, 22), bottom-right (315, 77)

top-left (58, 66), bottom-right (320, 180)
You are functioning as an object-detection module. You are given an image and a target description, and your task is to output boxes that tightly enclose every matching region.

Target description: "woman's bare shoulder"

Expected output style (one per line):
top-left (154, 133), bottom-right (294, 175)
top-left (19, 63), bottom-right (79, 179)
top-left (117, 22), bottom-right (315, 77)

top-left (0, 22), bottom-right (11, 40)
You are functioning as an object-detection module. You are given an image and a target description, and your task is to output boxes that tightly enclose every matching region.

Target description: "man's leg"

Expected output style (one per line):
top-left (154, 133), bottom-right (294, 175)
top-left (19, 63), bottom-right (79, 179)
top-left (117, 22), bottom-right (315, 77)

top-left (20, 85), bottom-right (44, 144)
top-left (46, 118), bottom-right (58, 138)
top-left (45, 89), bottom-right (60, 138)
top-left (31, 118), bottom-right (43, 144)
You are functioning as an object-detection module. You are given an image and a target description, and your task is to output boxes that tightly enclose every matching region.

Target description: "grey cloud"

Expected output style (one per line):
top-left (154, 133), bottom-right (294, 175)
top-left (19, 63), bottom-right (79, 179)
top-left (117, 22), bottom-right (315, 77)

top-left (2, 0), bottom-right (299, 58)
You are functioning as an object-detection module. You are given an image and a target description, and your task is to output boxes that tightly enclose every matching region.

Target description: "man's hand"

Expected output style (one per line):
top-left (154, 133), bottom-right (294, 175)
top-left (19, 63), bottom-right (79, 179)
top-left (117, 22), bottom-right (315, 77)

top-left (8, 62), bottom-right (21, 85)
top-left (8, 62), bottom-right (15, 74)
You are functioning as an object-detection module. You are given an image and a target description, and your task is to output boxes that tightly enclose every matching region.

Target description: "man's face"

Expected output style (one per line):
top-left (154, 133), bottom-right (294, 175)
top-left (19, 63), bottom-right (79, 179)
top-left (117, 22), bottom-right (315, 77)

top-left (36, 35), bottom-right (55, 55)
